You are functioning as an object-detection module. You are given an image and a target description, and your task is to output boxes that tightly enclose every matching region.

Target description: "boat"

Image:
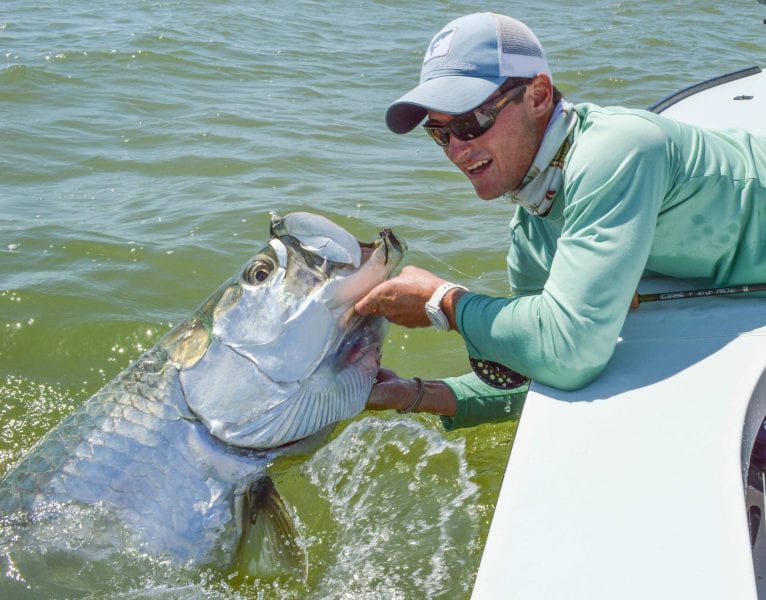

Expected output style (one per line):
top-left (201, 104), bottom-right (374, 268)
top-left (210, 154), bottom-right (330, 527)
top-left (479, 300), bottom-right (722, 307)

top-left (471, 32), bottom-right (766, 600)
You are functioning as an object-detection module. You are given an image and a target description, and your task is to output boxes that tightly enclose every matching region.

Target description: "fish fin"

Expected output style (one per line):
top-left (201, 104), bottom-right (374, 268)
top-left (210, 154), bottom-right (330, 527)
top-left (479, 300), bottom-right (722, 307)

top-left (234, 475), bottom-right (307, 581)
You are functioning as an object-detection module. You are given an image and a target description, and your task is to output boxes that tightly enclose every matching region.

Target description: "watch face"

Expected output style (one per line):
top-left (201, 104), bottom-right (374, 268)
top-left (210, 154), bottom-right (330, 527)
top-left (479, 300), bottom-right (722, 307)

top-left (426, 304), bottom-right (449, 330)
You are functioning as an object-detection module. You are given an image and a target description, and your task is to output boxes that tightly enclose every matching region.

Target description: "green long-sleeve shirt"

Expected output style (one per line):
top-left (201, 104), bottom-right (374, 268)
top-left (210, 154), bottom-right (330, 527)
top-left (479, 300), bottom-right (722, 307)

top-left (441, 102), bottom-right (766, 430)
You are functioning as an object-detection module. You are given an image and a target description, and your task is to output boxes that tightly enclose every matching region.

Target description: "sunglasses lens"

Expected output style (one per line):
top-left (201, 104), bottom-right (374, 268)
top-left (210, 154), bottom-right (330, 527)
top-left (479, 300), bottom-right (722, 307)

top-left (449, 112), bottom-right (488, 141)
top-left (423, 125), bottom-right (450, 146)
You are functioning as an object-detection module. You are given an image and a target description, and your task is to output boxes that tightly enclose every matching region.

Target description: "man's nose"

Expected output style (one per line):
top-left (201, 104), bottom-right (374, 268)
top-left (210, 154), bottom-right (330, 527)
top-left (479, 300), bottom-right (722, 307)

top-left (446, 136), bottom-right (471, 162)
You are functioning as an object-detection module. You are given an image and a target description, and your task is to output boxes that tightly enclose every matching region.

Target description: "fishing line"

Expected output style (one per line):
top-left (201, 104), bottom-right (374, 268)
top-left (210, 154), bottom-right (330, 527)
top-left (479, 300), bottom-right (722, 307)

top-left (415, 247), bottom-right (507, 282)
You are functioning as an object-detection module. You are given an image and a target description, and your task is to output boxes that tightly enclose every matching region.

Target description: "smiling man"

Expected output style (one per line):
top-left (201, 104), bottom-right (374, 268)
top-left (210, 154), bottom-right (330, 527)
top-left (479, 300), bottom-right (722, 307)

top-left (356, 12), bottom-right (766, 429)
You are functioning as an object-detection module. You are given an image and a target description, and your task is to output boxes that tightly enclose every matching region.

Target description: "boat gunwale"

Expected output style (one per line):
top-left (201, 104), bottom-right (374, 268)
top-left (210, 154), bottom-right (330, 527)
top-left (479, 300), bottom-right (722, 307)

top-left (648, 65), bottom-right (763, 113)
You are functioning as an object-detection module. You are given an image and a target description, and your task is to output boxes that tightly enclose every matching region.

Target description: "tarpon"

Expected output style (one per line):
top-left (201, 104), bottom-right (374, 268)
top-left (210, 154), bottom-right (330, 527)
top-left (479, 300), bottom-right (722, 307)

top-left (0, 212), bottom-right (405, 592)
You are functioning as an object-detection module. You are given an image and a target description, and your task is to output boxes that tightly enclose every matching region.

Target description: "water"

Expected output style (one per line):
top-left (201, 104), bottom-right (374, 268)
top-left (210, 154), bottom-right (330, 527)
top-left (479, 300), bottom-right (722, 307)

top-left (1, 0), bottom-right (764, 597)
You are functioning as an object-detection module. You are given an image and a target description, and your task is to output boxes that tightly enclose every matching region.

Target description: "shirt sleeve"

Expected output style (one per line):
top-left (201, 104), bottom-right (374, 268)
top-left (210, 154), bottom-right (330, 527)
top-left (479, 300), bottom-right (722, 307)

top-left (439, 371), bottom-right (528, 431)
top-left (456, 111), bottom-right (673, 390)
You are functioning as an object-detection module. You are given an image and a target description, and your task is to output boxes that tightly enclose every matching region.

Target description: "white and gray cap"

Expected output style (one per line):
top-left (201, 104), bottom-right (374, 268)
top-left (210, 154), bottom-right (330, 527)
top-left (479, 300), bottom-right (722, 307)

top-left (385, 13), bottom-right (551, 134)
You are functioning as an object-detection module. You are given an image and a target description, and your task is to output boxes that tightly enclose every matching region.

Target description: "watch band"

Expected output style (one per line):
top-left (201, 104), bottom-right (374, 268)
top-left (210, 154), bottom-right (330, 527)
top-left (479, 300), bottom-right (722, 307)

top-left (425, 282), bottom-right (468, 330)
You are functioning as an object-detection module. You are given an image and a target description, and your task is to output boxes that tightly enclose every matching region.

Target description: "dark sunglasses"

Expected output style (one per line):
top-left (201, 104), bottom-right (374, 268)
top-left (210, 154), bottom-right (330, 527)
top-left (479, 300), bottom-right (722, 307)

top-left (422, 82), bottom-right (529, 147)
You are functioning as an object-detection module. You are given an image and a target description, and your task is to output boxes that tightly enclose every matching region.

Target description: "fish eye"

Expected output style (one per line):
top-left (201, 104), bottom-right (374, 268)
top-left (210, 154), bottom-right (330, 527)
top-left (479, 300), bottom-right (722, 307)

top-left (243, 259), bottom-right (275, 284)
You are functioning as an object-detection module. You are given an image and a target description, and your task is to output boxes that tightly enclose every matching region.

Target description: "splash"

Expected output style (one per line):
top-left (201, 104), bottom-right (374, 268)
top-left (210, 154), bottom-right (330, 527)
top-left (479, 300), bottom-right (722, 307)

top-left (0, 502), bottom-right (259, 599)
top-left (301, 417), bottom-right (481, 600)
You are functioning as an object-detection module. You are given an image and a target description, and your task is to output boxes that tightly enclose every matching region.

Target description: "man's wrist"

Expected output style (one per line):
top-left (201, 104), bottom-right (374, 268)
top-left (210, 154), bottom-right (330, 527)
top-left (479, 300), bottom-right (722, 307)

top-left (425, 282), bottom-right (468, 330)
top-left (397, 377), bottom-right (425, 413)
top-left (442, 287), bottom-right (468, 331)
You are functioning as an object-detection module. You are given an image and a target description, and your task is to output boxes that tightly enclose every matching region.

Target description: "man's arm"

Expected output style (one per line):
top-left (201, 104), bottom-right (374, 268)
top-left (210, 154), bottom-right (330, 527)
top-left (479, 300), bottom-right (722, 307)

top-left (458, 111), bottom-right (672, 390)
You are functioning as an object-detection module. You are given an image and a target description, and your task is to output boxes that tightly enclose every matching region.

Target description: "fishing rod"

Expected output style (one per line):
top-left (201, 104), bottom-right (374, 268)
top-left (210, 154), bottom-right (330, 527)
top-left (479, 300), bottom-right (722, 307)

top-left (630, 283), bottom-right (766, 309)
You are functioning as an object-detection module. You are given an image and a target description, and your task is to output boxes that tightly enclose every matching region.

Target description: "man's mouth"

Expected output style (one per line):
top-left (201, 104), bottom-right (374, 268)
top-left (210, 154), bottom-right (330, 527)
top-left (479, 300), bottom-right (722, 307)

top-left (466, 159), bottom-right (491, 175)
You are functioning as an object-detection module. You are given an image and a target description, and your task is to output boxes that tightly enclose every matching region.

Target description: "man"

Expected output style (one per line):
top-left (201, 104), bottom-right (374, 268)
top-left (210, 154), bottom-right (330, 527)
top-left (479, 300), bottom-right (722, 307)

top-left (356, 12), bottom-right (766, 429)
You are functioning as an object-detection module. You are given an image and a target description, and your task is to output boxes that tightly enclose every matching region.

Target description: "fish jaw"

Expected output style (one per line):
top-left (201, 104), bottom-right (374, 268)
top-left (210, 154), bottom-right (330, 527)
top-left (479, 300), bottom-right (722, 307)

top-left (321, 228), bottom-right (406, 313)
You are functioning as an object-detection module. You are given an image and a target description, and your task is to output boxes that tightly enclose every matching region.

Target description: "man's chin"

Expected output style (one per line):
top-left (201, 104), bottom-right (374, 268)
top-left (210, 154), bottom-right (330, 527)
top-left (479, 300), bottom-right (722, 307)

top-left (470, 178), bottom-right (513, 201)
top-left (474, 188), bottom-right (504, 201)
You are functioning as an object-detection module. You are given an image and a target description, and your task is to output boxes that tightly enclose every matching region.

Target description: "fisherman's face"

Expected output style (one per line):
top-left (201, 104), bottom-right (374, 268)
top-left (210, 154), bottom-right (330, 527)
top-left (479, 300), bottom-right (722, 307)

top-left (427, 77), bottom-right (550, 200)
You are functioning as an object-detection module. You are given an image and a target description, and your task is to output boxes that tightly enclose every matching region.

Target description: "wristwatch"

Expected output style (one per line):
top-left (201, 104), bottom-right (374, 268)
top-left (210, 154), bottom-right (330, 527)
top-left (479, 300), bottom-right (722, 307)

top-left (425, 282), bottom-right (468, 330)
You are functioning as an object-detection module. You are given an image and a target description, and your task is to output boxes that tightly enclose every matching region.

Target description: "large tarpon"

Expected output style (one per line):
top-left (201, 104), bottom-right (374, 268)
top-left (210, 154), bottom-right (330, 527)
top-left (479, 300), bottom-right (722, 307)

top-left (0, 212), bottom-right (405, 592)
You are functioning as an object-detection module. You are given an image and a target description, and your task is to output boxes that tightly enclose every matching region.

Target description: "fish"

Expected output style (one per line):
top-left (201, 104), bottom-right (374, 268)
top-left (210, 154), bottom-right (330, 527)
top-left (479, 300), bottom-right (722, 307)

top-left (0, 212), bottom-right (406, 592)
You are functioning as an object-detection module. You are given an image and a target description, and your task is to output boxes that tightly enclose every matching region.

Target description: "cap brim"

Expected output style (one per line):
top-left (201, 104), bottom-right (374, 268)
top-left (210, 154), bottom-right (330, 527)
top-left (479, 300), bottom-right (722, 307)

top-left (385, 75), bottom-right (505, 134)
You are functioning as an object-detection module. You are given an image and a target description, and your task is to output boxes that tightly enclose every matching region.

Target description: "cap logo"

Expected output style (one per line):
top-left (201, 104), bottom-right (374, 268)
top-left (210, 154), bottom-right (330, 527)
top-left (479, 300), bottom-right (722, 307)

top-left (424, 27), bottom-right (457, 64)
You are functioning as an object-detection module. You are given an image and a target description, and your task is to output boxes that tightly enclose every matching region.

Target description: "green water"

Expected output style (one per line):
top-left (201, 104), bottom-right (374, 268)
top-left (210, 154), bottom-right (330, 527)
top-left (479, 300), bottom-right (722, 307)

top-left (1, 1), bottom-right (765, 597)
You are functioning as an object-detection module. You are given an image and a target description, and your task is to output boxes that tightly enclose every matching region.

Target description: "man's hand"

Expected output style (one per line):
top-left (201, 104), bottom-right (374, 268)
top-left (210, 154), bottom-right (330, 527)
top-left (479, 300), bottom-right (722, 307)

top-left (365, 368), bottom-right (411, 412)
top-left (355, 265), bottom-right (448, 328)
top-left (366, 368), bottom-right (457, 416)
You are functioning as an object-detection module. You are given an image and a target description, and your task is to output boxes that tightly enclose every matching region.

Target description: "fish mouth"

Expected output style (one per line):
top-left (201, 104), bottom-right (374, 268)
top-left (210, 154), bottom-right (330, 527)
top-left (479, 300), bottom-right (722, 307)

top-left (359, 227), bottom-right (406, 268)
top-left (378, 227), bottom-right (405, 257)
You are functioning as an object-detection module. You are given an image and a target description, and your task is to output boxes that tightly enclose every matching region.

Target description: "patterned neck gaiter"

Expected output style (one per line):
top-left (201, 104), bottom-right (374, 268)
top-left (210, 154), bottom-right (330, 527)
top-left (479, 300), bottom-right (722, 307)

top-left (505, 101), bottom-right (578, 217)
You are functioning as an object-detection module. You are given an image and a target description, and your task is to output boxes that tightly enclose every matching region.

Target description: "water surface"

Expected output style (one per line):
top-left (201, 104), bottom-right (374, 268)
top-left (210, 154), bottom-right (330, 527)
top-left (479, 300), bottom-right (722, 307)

top-left (1, 1), bottom-right (765, 597)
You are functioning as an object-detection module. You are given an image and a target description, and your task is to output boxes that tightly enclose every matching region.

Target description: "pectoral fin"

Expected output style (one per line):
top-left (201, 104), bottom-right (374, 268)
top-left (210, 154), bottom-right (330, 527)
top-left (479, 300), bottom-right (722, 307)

top-left (234, 475), bottom-right (307, 581)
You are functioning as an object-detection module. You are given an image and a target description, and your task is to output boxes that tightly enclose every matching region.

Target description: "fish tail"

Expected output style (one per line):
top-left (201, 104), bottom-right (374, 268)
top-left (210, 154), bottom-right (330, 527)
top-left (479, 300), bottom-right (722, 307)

top-left (234, 475), bottom-right (307, 581)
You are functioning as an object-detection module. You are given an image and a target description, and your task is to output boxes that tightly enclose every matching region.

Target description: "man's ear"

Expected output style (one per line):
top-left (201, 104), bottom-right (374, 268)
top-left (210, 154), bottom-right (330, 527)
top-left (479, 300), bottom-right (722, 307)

top-left (528, 74), bottom-right (554, 114)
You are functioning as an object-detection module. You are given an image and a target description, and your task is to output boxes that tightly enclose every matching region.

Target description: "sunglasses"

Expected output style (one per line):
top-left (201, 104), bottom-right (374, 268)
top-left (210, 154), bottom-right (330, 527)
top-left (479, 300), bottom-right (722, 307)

top-left (422, 82), bottom-right (529, 147)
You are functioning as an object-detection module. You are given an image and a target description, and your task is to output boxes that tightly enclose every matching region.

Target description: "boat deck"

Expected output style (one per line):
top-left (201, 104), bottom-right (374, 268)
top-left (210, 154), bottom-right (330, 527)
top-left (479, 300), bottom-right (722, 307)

top-left (472, 280), bottom-right (766, 599)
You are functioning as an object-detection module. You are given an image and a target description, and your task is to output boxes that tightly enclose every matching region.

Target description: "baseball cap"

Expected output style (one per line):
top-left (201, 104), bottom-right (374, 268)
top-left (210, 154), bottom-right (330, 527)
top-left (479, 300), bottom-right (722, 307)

top-left (385, 13), bottom-right (551, 134)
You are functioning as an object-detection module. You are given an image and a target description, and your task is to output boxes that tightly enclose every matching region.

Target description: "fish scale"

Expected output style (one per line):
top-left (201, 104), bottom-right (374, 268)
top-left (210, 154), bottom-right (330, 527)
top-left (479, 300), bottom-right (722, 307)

top-left (1, 349), bottom-right (266, 565)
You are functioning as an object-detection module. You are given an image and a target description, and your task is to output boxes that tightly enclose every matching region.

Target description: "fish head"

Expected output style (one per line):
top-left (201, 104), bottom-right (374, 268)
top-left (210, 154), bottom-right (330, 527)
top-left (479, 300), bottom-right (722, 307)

top-left (172, 212), bottom-right (406, 449)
